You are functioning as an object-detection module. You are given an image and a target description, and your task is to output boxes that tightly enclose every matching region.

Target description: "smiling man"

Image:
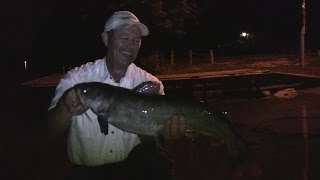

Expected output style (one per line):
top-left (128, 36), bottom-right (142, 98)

top-left (47, 11), bottom-right (183, 180)
top-left (102, 12), bottom-right (147, 83)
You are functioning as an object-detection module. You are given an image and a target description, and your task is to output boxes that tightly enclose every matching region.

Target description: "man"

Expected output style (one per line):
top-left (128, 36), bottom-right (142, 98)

top-left (47, 11), bottom-right (184, 180)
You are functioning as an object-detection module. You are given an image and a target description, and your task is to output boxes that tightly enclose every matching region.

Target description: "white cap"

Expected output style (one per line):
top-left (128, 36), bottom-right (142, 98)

top-left (104, 11), bottom-right (149, 36)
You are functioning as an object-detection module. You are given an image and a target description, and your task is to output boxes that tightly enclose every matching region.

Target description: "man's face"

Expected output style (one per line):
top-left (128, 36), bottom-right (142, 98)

top-left (107, 25), bottom-right (142, 69)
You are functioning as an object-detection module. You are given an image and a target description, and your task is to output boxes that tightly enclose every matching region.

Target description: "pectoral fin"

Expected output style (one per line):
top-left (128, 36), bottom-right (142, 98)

top-left (98, 114), bottom-right (109, 135)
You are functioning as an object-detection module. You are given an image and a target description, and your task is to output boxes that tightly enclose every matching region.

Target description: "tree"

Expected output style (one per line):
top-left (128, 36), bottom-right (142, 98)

top-left (104, 0), bottom-right (199, 50)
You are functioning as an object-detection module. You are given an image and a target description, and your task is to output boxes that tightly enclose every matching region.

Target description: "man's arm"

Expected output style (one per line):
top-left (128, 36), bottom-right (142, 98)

top-left (47, 88), bottom-right (83, 145)
top-left (47, 97), bottom-right (72, 146)
top-left (46, 88), bottom-right (84, 179)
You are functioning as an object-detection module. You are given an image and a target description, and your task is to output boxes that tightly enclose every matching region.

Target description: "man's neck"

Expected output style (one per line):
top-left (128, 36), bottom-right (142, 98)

top-left (106, 60), bottom-right (127, 83)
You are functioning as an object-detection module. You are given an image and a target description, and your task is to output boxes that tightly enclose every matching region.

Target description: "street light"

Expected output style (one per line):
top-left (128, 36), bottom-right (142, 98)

top-left (300, 0), bottom-right (306, 69)
top-left (240, 32), bottom-right (249, 39)
top-left (24, 60), bottom-right (28, 72)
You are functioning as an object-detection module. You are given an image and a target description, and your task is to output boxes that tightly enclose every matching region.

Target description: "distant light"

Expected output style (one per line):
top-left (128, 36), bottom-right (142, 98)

top-left (24, 60), bottom-right (27, 71)
top-left (240, 32), bottom-right (249, 38)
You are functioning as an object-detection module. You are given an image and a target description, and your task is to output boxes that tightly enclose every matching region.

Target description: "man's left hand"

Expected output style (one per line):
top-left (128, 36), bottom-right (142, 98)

top-left (162, 115), bottom-right (186, 140)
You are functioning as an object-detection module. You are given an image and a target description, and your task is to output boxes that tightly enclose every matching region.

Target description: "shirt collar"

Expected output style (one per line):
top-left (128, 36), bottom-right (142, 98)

top-left (102, 57), bottom-right (134, 87)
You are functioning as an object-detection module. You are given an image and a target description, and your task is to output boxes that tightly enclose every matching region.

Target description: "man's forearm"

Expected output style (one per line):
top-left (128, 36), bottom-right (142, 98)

top-left (47, 87), bottom-right (83, 146)
top-left (46, 99), bottom-right (74, 180)
top-left (47, 100), bottom-right (72, 143)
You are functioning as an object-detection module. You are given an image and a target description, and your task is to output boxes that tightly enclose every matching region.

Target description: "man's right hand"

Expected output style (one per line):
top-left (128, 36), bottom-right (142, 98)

top-left (62, 88), bottom-right (86, 116)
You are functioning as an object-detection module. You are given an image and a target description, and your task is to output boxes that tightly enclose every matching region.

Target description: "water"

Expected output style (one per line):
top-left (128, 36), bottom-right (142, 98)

top-left (168, 92), bottom-right (320, 180)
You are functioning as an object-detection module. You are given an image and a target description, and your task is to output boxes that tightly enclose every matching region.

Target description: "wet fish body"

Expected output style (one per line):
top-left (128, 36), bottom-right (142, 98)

top-left (74, 82), bottom-right (247, 159)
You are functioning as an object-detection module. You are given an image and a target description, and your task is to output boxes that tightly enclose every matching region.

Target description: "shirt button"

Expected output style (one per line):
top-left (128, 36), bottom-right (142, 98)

top-left (111, 131), bottom-right (114, 134)
top-left (109, 150), bottom-right (113, 153)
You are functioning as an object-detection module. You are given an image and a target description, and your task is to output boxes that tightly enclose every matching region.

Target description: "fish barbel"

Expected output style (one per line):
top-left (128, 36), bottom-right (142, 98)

top-left (74, 81), bottom-right (247, 159)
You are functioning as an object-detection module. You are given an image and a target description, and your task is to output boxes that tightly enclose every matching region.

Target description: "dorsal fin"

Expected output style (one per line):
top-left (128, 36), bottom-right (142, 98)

top-left (132, 81), bottom-right (161, 96)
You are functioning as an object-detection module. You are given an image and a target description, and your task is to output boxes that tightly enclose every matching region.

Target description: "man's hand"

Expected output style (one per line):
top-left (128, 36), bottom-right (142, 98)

top-left (162, 115), bottom-right (186, 140)
top-left (62, 88), bottom-right (85, 116)
top-left (139, 115), bottom-right (186, 144)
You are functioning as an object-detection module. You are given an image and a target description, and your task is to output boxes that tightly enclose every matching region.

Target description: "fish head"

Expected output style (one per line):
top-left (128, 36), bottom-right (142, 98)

top-left (73, 82), bottom-right (97, 109)
top-left (73, 82), bottom-right (116, 114)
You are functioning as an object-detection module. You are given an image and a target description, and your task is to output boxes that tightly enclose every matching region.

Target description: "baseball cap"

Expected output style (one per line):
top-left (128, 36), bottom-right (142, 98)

top-left (104, 11), bottom-right (149, 36)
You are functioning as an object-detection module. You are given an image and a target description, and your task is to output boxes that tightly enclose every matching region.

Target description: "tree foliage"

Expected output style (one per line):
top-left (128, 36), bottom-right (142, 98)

top-left (103, 0), bottom-right (199, 37)
top-left (52, 0), bottom-right (200, 64)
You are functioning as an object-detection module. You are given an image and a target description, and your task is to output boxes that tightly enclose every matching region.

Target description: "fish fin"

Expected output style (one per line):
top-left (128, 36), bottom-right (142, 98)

top-left (199, 131), bottom-right (216, 138)
top-left (97, 115), bottom-right (109, 135)
top-left (132, 81), bottom-right (160, 96)
top-left (200, 130), bottom-right (248, 161)
top-left (185, 129), bottom-right (199, 139)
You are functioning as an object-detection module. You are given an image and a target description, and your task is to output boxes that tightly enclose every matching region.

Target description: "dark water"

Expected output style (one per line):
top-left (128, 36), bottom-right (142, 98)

top-left (2, 85), bottom-right (320, 180)
top-left (169, 92), bottom-right (320, 180)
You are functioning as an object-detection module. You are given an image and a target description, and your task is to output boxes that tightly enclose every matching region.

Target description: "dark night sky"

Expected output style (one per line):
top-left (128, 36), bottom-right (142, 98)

top-left (2, 0), bottom-right (320, 82)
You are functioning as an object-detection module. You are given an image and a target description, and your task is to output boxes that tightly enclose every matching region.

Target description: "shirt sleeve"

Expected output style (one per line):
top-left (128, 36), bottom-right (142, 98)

top-left (48, 59), bottom-right (104, 111)
top-left (48, 72), bottom-right (77, 110)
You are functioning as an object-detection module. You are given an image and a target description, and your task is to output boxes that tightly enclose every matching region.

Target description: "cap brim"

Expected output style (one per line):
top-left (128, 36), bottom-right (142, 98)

top-left (133, 23), bottom-right (149, 36)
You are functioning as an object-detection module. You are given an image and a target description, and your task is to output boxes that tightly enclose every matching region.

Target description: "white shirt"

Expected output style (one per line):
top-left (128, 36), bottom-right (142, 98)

top-left (49, 57), bottom-right (164, 166)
